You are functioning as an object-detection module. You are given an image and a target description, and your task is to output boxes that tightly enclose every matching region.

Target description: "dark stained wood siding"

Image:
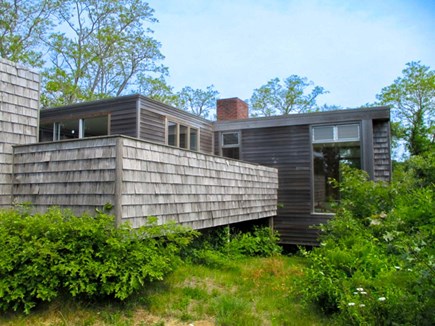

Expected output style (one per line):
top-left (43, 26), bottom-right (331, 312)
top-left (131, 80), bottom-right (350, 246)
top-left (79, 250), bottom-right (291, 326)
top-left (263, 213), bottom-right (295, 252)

top-left (40, 95), bottom-right (139, 138)
top-left (240, 125), bottom-right (324, 245)
top-left (215, 107), bottom-right (391, 246)
top-left (139, 97), bottom-right (215, 154)
top-left (139, 108), bottom-right (166, 144)
top-left (373, 120), bottom-right (391, 181)
top-left (200, 128), bottom-right (213, 154)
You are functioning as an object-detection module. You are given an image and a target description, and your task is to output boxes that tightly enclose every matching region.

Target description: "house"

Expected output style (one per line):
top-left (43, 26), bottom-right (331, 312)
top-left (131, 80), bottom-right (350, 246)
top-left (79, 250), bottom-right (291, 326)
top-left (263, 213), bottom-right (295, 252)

top-left (38, 96), bottom-right (390, 245)
top-left (1, 59), bottom-right (278, 232)
top-left (1, 58), bottom-right (391, 245)
top-left (214, 98), bottom-right (390, 245)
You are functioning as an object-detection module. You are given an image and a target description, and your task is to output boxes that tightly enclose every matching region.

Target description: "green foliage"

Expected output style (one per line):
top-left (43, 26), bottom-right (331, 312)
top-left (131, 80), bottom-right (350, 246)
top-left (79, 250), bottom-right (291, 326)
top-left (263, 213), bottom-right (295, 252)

top-left (41, 0), bottom-right (166, 107)
top-left (377, 61), bottom-right (435, 156)
top-left (0, 0), bottom-right (57, 67)
top-left (0, 208), bottom-right (196, 314)
top-left (185, 225), bottom-right (282, 269)
top-left (301, 157), bottom-right (434, 325)
top-left (174, 85), bottom-right (219, 119)
top-left (248, 75), bottom-right (328, 117)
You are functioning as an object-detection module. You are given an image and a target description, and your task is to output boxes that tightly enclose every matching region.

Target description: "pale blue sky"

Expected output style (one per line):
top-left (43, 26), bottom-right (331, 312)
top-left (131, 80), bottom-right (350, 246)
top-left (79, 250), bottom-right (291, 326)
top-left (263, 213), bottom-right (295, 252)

top-left (151, 0), bottom-right (435, 108)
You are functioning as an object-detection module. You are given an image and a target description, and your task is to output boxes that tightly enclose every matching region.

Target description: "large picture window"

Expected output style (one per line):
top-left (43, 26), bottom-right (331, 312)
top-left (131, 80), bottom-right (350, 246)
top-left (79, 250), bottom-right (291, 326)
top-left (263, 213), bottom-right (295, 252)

top-left (312, 124), bottom-right (360, 213)
top-left (39, 116), bottom-right (109, 142)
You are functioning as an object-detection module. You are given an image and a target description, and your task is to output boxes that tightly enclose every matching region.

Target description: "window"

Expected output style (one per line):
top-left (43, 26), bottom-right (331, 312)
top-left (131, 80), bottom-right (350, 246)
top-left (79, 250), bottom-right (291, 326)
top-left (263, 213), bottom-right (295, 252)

top-left (221, 132), bottom-right (240, 159)
top-left (39, 116), bottom-right (109, 142)
top-left (190, 128), bottom-right (198, 151)
top-left (166, 120), bottom-right (199, 151)
top-left (312, 124), bottom-right (360, 213)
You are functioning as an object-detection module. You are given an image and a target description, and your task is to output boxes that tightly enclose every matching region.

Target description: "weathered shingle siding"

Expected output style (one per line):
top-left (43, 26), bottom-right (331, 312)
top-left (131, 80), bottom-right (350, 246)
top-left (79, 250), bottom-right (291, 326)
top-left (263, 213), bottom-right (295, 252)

top-left (13, 138), bottom-right (117, 213)
top-left (120, 137), bottom-right (278, 229)
top-left (12, 136), bottom-right (278, 229)
top-left (0, 58), bottom-right (39, 207)
top-left (373, 120), bottom-right (391, 181)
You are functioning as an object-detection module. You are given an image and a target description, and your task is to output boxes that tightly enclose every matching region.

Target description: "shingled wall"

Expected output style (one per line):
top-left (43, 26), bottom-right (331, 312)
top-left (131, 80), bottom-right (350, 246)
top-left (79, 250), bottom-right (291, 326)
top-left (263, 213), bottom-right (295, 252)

top-left (13, 136), bottom-right (278, 229)
top-left (0, 58), bottom-right (39, 208)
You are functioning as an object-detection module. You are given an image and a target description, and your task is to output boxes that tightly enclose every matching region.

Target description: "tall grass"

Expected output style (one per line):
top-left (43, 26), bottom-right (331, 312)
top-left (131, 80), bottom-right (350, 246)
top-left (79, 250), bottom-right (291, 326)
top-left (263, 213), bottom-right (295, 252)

top-left (0, 256), bottom-right (327, 325)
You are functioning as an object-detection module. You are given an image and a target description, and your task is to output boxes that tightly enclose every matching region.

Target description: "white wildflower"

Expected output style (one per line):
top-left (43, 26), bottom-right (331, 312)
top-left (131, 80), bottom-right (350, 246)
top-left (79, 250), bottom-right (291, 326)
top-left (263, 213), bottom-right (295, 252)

top-left (359, 304), bottom-right (366, 307)
top-left (353, 292), bottom-right (358, 295)
top-left (395, 266), bottom-right (401, 270)
top-left (361, 291), bottom-right (367, 295)
top-left (348, 302), bottom-right (355, 306)
top-left (356, 287), bottom-right (364, 292)
top-left (378, 297), bottom-right (386, 301)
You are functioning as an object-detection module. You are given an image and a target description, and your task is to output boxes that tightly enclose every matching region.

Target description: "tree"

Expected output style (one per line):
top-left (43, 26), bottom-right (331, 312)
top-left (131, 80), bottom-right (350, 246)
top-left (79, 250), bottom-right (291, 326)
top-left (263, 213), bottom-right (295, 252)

top-left (42, 0), bottom-right (166, 107)
top-left (376, 61), bottom-right (435, 156)
top-left (0, 0), bottom-right (57, 67)
top-left (136, 74), bottom-right (177, 105)
top-left (174, 85), bottom-right (219, 119)
top-left (248, 75), bottom-right (328, 117)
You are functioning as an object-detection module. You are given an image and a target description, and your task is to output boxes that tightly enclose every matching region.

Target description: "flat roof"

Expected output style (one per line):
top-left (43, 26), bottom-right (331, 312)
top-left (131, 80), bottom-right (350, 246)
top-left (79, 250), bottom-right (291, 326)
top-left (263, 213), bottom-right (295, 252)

top-left (213, 106), bottom-right (390, 131)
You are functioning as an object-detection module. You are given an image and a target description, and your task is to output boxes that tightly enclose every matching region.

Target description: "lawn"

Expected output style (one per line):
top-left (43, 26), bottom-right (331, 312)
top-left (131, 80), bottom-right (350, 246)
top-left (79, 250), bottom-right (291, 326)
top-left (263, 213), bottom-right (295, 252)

top-left (0, 256), bottom-right (328, 325)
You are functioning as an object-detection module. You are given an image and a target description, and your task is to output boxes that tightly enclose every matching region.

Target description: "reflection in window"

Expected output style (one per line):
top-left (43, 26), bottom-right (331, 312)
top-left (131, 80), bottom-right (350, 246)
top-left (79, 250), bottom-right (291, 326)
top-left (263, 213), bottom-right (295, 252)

top-left (39, 116), bottom-right (109, 142)
top-left (83, 116), bottom-right (108, 137)
top-left (166, 120), bottom-right (199, 151)
top-left (167, 121), bottom-right (177, 146)
top-left (221, 132), bottom-right (240, 159)
top-left (312, 124), bottom-right (360, 213)
top-left (190, 128), bottom-right (198, 151)
top-left (179, 125), bottom-right (188, 149)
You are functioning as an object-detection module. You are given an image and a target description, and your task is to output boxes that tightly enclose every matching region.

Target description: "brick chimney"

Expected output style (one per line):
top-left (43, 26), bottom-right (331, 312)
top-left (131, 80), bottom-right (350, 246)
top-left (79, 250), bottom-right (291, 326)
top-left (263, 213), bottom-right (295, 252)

top-left (217, 98), bottom-right (248, 121)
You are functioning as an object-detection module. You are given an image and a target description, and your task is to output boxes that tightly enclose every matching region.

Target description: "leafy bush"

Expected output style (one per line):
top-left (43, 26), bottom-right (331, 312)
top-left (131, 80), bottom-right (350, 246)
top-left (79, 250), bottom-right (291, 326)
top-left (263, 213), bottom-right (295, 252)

top-left (185, 225), bottom-right (282, 268)
top-left (0, 207), bottom-right (197, 314)
top-left (225, 226), bottom-right (282, 257)
top-left (300, 158), bottom-right (434, 325)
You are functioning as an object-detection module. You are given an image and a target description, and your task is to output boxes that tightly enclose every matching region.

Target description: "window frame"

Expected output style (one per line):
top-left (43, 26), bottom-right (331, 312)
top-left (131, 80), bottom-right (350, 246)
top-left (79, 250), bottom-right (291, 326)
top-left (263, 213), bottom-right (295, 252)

top-left (165, 117), bottom-right (200, 151)
top-left (221, 131), bottom-right (240, 148)
top-left (311, 123), bottom-right (362, 215)
top-left (220, 131), bottom-right (241, 159)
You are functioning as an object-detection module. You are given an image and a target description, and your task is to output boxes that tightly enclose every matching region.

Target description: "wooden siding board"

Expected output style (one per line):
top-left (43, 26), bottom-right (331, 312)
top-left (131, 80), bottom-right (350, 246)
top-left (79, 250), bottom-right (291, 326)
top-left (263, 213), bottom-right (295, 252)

top-left (139, 97), bottom-right (214, 154)
top-left (236, 125), bottom-right (318, 245)
top-left (373, 120), bottom-right (391, 181)
top-left (139, 109), bottom-right (166, 144)
top-left (40, 96), bottom-right (138, 138)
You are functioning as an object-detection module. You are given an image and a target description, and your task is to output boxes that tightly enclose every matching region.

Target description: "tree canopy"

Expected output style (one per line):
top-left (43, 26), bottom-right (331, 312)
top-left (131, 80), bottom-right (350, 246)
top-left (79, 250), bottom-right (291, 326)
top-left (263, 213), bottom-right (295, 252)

top-left (376, 61), bottom-right (435, 156)
top-left (174, 85), bottom-right (219, 119)
top-left (41, 0), bottom-right (166, 107)
top-left (248, 75), bottom-right (328, 117)
top-left (0, 0), bottom-right (56, 67)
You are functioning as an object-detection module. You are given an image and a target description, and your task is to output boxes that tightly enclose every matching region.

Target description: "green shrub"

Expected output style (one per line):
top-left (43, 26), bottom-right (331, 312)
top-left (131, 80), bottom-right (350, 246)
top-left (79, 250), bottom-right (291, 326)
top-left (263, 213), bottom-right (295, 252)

top-left (0, 208), bottom-right (197, 314)
top-left (225, 226), bottom-right (282, 257)
top-left (300, 157), bottom-right (434, 325)
top-left (185, 225), bottom-right (281, 269)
